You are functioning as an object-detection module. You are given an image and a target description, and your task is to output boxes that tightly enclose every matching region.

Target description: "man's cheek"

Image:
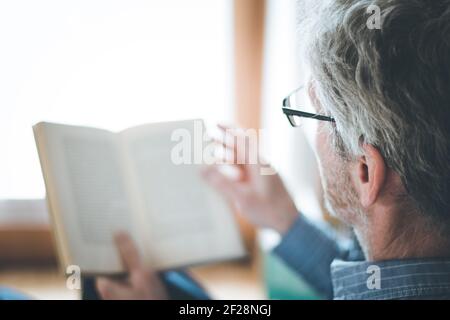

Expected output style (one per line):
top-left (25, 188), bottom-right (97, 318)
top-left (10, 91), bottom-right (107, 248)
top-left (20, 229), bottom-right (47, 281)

top-left (315, 129), bottom-right (331, 166)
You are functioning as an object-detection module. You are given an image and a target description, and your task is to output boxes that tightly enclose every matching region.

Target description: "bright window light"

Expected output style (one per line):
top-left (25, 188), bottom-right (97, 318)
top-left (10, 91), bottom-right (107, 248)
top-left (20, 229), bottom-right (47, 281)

top-left (0, 0), bottom-right (233, 199)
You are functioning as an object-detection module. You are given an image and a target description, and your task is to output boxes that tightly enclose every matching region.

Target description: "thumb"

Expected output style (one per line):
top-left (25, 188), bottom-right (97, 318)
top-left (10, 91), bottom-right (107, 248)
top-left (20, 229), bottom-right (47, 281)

top-left (96, 277), bottom-right (130, 300)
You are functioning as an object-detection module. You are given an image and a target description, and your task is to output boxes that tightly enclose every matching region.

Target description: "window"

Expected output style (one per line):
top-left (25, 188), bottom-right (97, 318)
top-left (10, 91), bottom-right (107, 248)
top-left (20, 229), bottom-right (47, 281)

top-left (0, 0), bottom-right (233, 200)
top-left (261, 0), bottom-right (322, 221)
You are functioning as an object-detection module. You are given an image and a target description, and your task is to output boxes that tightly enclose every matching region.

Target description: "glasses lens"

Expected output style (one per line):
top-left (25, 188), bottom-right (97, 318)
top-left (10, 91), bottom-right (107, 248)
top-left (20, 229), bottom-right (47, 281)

top-left (287, 86), bottom-right (319, 151)
top-left (288, 86), bottom-right (316, 114)
top-left (287, 114), bottom-right (302, 127)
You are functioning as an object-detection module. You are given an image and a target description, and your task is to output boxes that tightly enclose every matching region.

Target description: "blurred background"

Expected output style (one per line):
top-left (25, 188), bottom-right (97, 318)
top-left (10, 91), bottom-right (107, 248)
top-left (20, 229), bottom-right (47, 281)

top-left (0, 0), bottom-right (328, 299)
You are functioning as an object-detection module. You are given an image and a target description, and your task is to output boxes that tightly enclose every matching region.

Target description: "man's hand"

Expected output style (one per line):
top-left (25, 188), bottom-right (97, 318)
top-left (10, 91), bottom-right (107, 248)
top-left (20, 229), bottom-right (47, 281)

top-left (96, 233), bottom-right (168, 300)
top-left (202, 125), bottom-right (299, 235)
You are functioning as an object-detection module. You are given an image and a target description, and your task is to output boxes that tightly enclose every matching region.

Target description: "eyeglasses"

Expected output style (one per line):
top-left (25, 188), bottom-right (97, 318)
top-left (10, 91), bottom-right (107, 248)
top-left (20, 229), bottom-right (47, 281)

top-left (282, 86), bottom-right (335, 127)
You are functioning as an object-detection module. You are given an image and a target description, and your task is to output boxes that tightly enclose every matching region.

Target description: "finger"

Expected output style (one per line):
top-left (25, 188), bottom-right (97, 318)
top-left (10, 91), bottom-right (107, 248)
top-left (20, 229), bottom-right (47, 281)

top-left (215, 126), bottom-right (239, 164)
top-left (129, 268), bottom-right (163, 294)
top-left (202, 165), bottom-right (243, 202)
top-left (216, 125), bottom-right (250, 165)
top-left (212, 137), bottom-right (235, 153)
top-left (114, 232), bottom-right (142, 271)
top-left (218, 124), bottom-right (260, 168)
top-left (203, 164), bottom-right (243, 181)
top-left (217, 123), bottom-right (237, 132)
top-left (211, 139), bottom-right (237, 165)
top-left (96, 277), bottom-right (131, 300)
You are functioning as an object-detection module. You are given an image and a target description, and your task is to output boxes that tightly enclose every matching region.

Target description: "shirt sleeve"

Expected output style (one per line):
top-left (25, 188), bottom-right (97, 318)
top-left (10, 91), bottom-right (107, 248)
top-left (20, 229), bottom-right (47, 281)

top-left (273, 215), bottom-right (351, 299)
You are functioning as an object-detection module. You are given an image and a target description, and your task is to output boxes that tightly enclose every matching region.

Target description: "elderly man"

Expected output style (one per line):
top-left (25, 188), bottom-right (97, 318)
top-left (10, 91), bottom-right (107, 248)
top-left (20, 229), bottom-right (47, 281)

top-left (96, 0), bottom-right (450, 300)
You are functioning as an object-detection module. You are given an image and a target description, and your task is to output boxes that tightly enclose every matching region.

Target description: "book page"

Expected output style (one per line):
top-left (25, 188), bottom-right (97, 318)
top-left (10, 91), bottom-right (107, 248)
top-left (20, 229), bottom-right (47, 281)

top-left (120, 120), bottom-right (245, 270)
top-left (34, 123), bottom-right (141, 274)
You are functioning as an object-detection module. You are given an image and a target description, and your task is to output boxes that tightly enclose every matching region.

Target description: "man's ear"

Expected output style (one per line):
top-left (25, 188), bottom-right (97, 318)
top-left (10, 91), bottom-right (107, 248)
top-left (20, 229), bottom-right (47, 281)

top-left (355, 144), bottom-right (387, 208)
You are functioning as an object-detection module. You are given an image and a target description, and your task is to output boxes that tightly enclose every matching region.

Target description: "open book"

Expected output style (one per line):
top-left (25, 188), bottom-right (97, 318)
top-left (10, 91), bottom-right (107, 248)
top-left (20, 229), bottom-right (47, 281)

top-left (34, 120), bottom-right (245, 275)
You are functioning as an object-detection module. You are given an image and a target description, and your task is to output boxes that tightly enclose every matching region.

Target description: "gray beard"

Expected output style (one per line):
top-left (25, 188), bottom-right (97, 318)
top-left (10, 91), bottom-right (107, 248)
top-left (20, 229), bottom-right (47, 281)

top-left (321, 161), bottom-right (363, 227)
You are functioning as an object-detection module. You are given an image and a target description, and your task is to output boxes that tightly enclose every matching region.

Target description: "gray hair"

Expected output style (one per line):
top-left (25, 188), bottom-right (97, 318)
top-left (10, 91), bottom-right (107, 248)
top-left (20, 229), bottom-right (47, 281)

top-left (299, 0), bottom-right (450, 227)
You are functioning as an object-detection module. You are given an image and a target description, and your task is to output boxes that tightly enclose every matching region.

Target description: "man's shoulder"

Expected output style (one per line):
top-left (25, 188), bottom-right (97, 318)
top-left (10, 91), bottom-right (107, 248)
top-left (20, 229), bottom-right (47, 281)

top-left (331, 258), bottom-right (450, 300)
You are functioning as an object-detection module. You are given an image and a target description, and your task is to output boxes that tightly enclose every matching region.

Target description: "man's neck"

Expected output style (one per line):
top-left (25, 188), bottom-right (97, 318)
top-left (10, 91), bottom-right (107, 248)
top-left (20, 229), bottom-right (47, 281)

top-left (354, 211), bottom-right (450, 262)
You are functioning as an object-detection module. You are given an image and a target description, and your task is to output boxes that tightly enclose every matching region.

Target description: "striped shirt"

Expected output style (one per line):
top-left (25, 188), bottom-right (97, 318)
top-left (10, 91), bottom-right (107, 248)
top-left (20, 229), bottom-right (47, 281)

top-left (274, 215), bottom-right (450, 300)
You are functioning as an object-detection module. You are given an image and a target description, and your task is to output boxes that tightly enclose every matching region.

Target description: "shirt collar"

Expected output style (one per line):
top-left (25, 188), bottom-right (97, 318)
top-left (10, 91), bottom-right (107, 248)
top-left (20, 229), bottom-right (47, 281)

top-left (331, 258), bottom-right (450, 300)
